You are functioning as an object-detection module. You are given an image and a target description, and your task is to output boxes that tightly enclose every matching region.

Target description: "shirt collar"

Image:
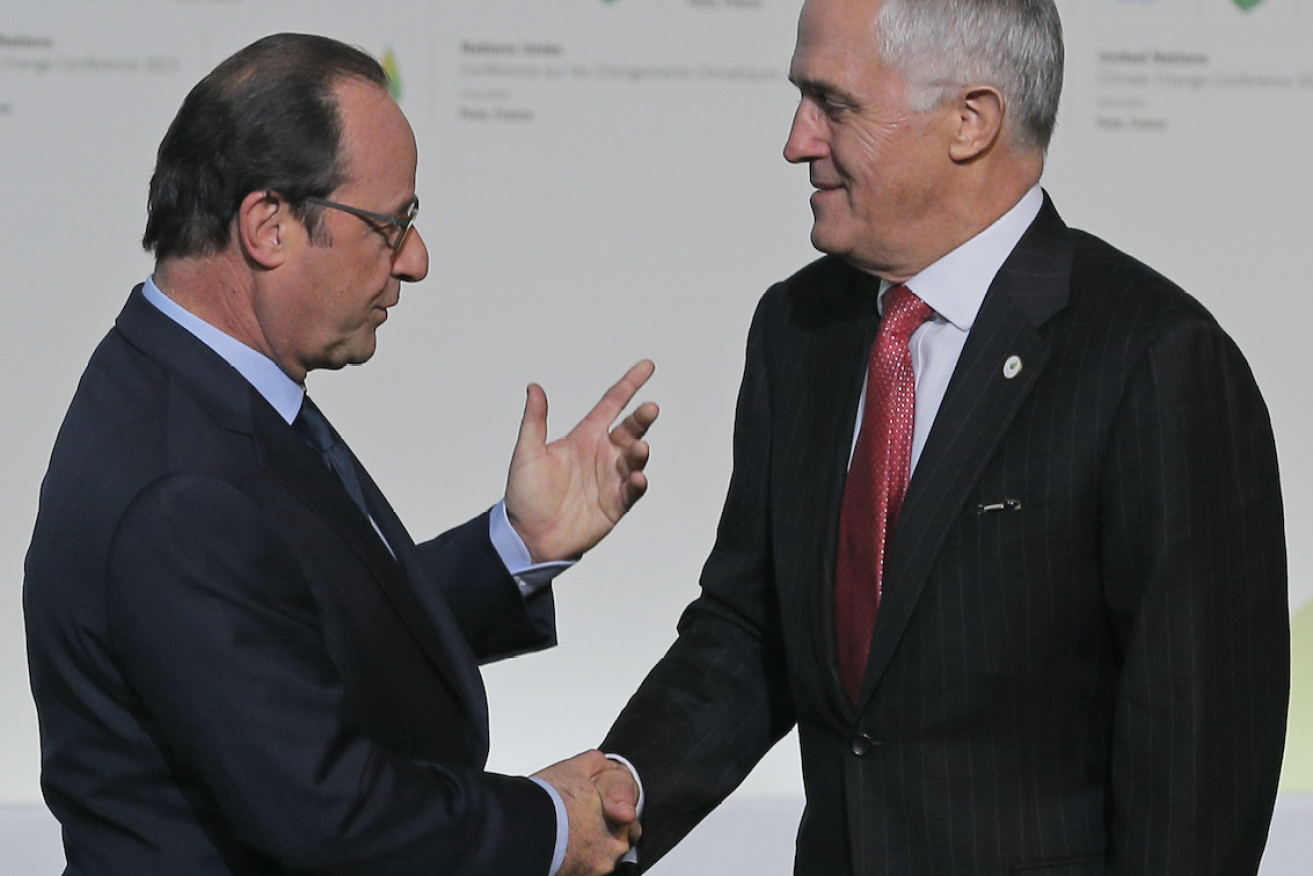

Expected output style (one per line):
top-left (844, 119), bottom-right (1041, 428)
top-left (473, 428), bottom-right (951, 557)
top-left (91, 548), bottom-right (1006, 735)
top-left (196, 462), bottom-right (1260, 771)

top-left (142, 275), bottom-right (305, 424)
top-left (879, 184), bottom-right (1044, 330)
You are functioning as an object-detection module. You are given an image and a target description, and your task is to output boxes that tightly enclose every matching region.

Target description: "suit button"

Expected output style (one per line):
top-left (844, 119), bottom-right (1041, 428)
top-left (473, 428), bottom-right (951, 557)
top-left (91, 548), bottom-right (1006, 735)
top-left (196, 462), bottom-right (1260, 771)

top-left (851, 734), bottom-right (877, 756)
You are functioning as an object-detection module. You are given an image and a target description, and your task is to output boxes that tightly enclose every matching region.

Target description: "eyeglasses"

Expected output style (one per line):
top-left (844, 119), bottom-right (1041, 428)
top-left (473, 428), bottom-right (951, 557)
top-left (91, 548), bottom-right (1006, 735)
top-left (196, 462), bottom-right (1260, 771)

top-left (303, 195), bottom-right (420, 252)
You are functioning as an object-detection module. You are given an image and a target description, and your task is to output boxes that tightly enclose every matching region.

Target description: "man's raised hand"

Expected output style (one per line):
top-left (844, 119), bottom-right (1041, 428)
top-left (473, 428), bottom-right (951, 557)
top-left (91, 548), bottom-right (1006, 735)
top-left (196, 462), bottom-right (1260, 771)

top-left (505, 360), bottom-right (658, 563)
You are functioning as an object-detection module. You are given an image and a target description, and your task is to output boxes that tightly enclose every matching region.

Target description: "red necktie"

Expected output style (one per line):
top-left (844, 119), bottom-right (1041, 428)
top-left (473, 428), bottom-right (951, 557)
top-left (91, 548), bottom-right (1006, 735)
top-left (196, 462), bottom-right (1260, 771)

top-left (835, 285), bottom-right (933, 704)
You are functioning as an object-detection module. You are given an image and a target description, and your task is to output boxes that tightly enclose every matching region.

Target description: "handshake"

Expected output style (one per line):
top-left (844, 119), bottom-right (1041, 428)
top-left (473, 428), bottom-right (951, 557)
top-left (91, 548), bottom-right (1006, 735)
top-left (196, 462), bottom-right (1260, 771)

top-left (534, 751), bottom-right (643, 876)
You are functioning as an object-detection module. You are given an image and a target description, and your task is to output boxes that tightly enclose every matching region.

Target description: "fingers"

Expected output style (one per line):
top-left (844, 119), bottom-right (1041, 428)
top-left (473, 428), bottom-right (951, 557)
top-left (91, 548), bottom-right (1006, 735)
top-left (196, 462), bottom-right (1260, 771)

top-left (593, 765), bottom-right (640, 826)
top-left (514, 383), bottom-right (549, 458)
top-left (582, 360), bottom-right (656, 430)
top-left (619, 470), bottom-right (648, 512)
top-left (533, 752), bottom-right (639, 876)
top-left (577, 749), bottom-right (613, 775)
top-left (531, 750), bottom-right (616, 793)
top-left (613, 405), bottom-right (655, 511)
top-left (610, 401), bottom-right (660, 448)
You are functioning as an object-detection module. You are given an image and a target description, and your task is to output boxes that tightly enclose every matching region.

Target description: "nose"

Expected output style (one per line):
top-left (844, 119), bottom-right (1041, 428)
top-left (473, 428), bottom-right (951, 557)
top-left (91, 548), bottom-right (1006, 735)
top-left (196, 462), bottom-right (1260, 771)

top-left (783, 97), bottom-right (828, 164)
top-left (393, 226), bottom-right (429, 283)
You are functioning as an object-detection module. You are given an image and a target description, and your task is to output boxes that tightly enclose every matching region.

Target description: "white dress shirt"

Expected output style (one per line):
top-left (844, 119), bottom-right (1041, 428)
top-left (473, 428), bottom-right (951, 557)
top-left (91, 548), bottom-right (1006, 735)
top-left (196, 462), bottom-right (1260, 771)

top-left (853, 185), bottom-right (1044, 472)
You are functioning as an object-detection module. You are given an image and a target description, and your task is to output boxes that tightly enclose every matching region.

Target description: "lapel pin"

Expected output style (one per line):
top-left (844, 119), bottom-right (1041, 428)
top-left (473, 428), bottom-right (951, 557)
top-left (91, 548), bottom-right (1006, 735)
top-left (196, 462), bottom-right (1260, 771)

top-left (1002, 355), bottom-right (1023, 380)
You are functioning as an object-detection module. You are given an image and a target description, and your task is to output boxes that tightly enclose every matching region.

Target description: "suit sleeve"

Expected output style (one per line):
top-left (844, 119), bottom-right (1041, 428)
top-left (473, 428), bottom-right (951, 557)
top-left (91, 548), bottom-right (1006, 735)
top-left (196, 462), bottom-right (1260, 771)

top-left (603, 292), bottom-right (798, 868)
top-left (416, 515), bottom-right (556, 664)
top-left (105, 474), bottom-right (556, 876)
top-left (1099, 314), bottom-right (1288, 875)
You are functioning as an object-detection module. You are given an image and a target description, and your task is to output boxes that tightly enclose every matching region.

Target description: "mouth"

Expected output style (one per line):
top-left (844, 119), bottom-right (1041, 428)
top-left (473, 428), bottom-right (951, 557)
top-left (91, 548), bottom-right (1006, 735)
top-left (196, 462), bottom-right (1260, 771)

top-left (810, 181), bottom-right (844, 209)
top-left (376, 291), bottom-right (401, 316)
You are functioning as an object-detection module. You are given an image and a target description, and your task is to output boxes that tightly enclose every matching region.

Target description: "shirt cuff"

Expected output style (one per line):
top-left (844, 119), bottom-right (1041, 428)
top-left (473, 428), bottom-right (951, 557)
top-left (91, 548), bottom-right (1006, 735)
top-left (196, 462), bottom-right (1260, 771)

top-left (605, 753), bottom-right (645, 866)
top-left (528, 776), bottom-right (569, 876)
top-left (489, 501), bottom-right (574, 595)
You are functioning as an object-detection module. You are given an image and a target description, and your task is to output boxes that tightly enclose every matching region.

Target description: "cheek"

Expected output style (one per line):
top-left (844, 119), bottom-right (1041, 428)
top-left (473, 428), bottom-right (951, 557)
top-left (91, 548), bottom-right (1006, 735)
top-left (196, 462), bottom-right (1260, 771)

top-left (337, 250), bottom-right (393, 301)
top-left (362, 251), bottom-right (395, 287)
top-left (839, 121), bottom-right (903, 197)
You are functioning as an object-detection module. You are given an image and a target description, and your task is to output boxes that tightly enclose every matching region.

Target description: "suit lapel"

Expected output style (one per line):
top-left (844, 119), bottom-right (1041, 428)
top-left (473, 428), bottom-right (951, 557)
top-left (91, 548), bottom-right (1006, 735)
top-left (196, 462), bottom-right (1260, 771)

top-left (254, 400), bottom-right (403, 589)
top-left (353, 463), bottom-right (492, 759)
top-left (116, 288), bottom-right (486, 750)
top-left (254, 402), bottom-right (487, 754)
top-left (853, 197), bottom-right (1075, 712)
top-left (773, 264), bottom-right (884, 719)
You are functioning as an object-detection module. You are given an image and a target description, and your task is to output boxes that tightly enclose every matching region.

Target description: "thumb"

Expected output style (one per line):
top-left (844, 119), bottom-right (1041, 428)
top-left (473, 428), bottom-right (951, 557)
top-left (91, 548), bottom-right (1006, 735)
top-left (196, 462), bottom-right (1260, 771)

top-left (514, 383), bottom-right (549, 460)
top-left (595, 764), bottom-right (640, 824)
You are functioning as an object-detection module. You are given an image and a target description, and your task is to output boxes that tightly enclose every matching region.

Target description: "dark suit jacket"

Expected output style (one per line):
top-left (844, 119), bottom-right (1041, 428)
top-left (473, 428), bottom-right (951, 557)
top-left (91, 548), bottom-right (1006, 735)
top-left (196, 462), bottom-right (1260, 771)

top-left (25, 288), bottom-right (560, 874)
top-left (604, 197), bottom-right (1289, 875)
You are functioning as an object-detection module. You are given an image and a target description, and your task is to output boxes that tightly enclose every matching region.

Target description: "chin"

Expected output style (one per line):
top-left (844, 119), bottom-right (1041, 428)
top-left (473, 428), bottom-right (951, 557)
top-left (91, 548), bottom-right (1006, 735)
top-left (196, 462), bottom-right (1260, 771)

top-left (809, 223), bottom-right (848, 259)
top-left (321, 335), bottom-right (379, 371)
top-left (347, 343), bottom-right (378, 367)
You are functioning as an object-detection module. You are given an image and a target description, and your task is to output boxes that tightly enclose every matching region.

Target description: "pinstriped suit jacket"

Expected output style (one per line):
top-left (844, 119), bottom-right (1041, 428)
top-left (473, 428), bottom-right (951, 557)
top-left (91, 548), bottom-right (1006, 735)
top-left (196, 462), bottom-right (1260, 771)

top-left (605, 196), bottom-right (1288, 875)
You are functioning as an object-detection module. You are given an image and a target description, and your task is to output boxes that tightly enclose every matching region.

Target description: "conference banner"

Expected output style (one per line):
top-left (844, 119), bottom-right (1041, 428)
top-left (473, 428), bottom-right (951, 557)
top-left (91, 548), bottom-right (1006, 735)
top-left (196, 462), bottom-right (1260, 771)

top-left (1, 1), bottom-right (1308, 869)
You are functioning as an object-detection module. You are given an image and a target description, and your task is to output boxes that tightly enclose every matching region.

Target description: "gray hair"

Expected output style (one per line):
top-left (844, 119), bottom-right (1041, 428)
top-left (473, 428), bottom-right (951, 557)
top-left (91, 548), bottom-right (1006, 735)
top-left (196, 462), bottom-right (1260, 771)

top-left (878, 0), bottom-right (1064, 150)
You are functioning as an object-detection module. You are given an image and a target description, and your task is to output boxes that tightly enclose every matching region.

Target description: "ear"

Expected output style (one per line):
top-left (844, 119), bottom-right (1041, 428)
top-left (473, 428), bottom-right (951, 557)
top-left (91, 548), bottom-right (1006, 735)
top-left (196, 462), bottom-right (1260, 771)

top-left (235, 190), bottom-right (291, 270)
top-left (947, 85), bottom-right (1005, 163)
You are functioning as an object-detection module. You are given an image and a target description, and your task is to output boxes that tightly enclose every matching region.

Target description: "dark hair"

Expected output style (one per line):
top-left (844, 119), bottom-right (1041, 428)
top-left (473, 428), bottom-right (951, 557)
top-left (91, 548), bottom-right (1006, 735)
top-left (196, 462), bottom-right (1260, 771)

top-left (142, 33), bottom-right (389, 262)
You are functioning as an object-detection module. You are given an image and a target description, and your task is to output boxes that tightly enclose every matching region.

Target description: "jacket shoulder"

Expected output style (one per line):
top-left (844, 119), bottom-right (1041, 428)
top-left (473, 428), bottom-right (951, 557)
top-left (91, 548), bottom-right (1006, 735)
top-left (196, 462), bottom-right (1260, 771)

top-left (1065, 228), bottom-right (1221, 332)
top-left (756, 255), bottom-right (881, 333)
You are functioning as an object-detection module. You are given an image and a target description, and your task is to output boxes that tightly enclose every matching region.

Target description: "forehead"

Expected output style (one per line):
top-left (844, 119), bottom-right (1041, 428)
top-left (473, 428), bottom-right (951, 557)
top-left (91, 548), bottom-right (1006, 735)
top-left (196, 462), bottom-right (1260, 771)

top-left (794, 0), bottom-right (880, 60)
top-left (792, 0), bottom-right (871, 85)
top-left (332, 77), bottom-right (417, 203)
top-left (791, 0), bottom-right (904, 102)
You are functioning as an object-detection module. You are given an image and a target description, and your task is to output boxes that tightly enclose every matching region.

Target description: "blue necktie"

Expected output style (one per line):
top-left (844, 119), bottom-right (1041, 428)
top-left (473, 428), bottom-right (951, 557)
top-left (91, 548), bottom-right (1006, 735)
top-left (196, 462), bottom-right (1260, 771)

top-left (293, 395), bottom-right (370, 519)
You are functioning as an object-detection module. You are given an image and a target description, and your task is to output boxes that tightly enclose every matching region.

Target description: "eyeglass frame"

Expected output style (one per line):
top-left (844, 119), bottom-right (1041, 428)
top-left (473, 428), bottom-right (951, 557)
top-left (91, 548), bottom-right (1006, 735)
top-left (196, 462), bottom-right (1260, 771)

top-left (301, 195), bottom-right (420, 252)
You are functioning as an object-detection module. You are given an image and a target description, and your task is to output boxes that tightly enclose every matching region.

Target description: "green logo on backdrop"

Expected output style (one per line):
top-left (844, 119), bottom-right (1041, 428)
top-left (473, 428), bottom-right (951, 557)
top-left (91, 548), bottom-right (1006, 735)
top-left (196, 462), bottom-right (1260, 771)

top-left (1231, 0), bottom-right (1264, 10)
top-left (382, 48), bottom-right (403, 101)
top-left (1282, 599), bottom-right (1313, 792)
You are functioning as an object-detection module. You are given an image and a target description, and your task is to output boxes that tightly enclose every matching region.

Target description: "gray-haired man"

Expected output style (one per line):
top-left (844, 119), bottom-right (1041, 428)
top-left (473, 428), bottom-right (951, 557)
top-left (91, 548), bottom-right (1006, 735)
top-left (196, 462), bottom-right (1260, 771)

top-left (602, 1), bottom-right (1288, 873)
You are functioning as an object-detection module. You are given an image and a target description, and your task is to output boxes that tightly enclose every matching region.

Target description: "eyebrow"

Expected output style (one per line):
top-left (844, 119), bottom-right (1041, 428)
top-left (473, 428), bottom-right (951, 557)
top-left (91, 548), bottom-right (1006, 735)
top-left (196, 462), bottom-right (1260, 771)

top-left (391, 195), bottom-right (419, 217)
top-left (789, 73), bottom-right (858, 106)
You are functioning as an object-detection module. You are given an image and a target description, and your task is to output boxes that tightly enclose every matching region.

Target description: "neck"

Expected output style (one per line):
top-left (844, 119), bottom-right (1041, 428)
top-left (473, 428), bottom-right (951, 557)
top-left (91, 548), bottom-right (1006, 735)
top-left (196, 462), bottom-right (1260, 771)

top-left (153, 254), bottom-right (282, 372)
top-left (876, 152), bottom-right (1043, 284)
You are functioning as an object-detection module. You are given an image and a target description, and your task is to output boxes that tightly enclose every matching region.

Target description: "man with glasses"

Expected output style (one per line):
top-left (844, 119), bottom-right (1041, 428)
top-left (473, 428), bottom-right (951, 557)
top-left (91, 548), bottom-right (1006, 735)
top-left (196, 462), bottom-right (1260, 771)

top-left (303, 194), bottom-right (421, 250)
top-left (25, 33), bottom-right (650, 876)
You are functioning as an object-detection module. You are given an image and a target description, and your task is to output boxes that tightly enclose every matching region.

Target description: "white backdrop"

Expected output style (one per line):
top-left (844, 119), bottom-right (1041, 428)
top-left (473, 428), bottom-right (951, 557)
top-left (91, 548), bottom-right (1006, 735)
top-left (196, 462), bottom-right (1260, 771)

top-left (2, 0), bottom-right (1310, 862)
